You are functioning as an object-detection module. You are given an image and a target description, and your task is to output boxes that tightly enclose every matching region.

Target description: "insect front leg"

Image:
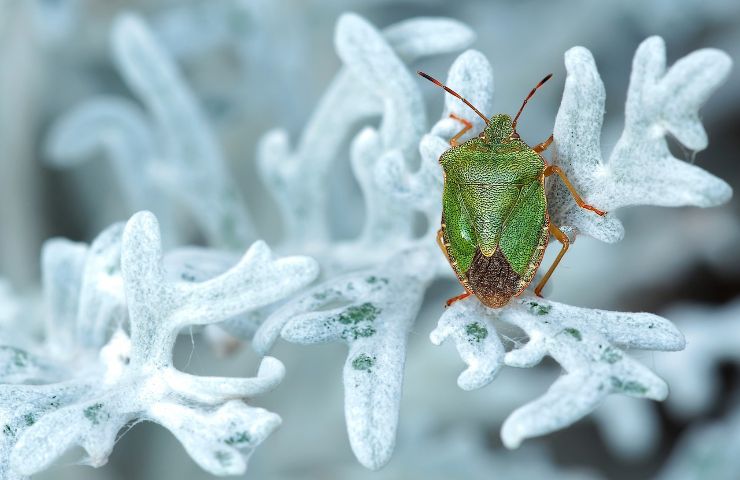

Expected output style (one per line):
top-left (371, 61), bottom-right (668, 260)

top-left (534, 223), bottom-right (570, 297)
top-left (448, 113), bottom-right (473, 147)
top-left (544, 165), bottom-right (607, 216)
top-left (533, 134), bottom-right (554, 153)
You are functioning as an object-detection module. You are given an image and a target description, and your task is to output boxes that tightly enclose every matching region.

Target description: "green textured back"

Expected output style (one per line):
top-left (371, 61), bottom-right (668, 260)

top-left (498, 181), bottom-right (547, 274)
top-left (441, 181), bottom-right (476, 273)
top-left (440, 126), bottom-right (546, 277)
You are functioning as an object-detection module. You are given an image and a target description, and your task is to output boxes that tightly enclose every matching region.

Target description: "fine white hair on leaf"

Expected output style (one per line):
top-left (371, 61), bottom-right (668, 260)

top-left (419, 39), bottom-right (728, 450)
top-left (433, 295), bottom-right (684, 450)
top-left (254, 249), bottom-right (434, 470)
top-left (23, 7), bottom-right (735, 475)
top-left (40, 237), bottom-right (88, 356)
top-left (549, 37), bottom-right (733, 243)
top-left (257, 14), bottom-right (474, 249)
top-left (429, 299), bottom-right (505, 391)
top-left (256, 24), bottom-right (730, 467)
top-left (74, 222), bottom-right (126, 350)
top-left (336, 13), bottom-right (426, 159)
top-left (250, 19), bottom-right (474, 470)
top-left (0, 211), bottom-right (319, 478)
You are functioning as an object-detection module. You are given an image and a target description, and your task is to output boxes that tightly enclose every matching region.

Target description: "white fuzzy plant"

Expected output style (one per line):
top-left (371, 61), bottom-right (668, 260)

top-left (0, 212), bottom-right (318, 479)
top-left (3, 8), bottom-right (732, 478)
top-left (430, 35), bottom-right (732, 451)
top-left (254, 13), bottom-right (732, 470)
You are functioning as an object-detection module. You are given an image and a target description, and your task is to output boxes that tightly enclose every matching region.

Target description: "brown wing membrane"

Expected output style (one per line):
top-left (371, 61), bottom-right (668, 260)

top-left (467, 247), bottom-right (521, 308)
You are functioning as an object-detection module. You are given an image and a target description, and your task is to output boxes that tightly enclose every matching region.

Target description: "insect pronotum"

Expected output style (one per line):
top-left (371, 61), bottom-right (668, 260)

top-left (419, 70), bottom-right (606, 308)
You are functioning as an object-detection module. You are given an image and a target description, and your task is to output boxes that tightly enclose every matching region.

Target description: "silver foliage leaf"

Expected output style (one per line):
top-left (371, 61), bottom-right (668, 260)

top-left (253, 14), bottom-right (473, 470)
top-left (549, 36), bottom-right (733, 242)
top-left (257, 14), bottom-right (473, 249)
top-left (255, 249), bottom-right (435, 470)
top-left (433, 295), bottom-right (684, 449)
top-left (0, 212), bottom-right (319, 478)
top-left (428, 37), bottom-right (732, 451)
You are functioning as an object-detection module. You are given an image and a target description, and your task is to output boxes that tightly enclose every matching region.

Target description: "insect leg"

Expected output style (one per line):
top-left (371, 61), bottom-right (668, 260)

top-left (446, 291), bottom-right (473, 307)
top-left (449, 113), bottom-right (473, 147)
top-left (544, 165), bottom-right (607, 216)
top-left (533, 134), bottom-right (554, 153)
top-left (533, 223), bottom-right (570, 297)
top-left (436, 228), bottom-right (448, 255)
top-left (437, 229), bottom-right (474, 306)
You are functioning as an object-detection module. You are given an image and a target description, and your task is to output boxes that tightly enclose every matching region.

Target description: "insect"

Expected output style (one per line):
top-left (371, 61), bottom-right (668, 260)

top-left (418, 70), bottom-right (606, 308)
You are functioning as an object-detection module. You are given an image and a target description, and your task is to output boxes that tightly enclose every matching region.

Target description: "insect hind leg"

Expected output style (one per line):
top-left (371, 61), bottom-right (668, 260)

top-left (446, 291), bottom-right (472, 307)
top-left (534, 223), bottom-right (570, 297)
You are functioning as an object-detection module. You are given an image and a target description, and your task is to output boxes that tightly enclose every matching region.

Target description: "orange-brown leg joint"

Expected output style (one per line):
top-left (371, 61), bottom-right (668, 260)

top-left (533, 134), bottom-right (554, 153)
top-left (449, 113), bottom-right (473, 147)
top-left (446, 291), bottom-right (473, 307)
top-left (534, 223), bottom-right (570, 297)
top-left (544, 165), bottom-right (607, 216)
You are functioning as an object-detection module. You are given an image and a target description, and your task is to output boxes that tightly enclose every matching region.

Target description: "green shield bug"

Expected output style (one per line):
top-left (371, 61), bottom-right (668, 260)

top-left (418, 71), bottom-right (606, 308)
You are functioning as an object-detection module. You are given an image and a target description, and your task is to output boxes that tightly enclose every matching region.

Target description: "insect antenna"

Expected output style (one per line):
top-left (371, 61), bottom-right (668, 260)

top-left (417, 71), bottom-right (489, 124)
top-left (511, 73), bottom-right (553, 132)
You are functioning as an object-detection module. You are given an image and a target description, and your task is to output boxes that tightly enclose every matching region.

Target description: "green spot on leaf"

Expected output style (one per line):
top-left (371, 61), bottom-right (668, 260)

top-left (528, 302), bottom-right (551, 316)
top-left (352, 353), bottom-right (376, 372)
top-left (181, 272), bottom-right (197, 282)
top-left (610, 377), bottom-right (648, 395)
top-left (465, 322), bottom-right (488, 343)
top-left (563, 328), bottom-right (582, 341)
top-left (84, 403), bottom-right (109, 425)
top-left (336, 303), bottom-right (381, 340)
top-left (353, 325), bottom-right (377, 339)
top-left (224, 431), bottom-right (251, 446)
top-left (338, 303), bottom-right (380, 324)
top-left (23, 413), bottom-right (35, 426)
top-left (215, 450), bottom-right (232, 467)
top-left (601, 347), bottom-right (622, 364)
top-left (3, 425), bottom-right (14, 437)
top-left (365, 276), bottom-right (389, 285)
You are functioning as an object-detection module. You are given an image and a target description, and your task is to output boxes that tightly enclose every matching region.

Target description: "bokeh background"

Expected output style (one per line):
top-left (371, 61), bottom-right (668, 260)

top-left (1, 0), bottom-right (739, 479)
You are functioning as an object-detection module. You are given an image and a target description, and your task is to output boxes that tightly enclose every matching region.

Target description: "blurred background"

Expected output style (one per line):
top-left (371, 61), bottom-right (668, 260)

top-left (1, 0), bottom-right (739, 479)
